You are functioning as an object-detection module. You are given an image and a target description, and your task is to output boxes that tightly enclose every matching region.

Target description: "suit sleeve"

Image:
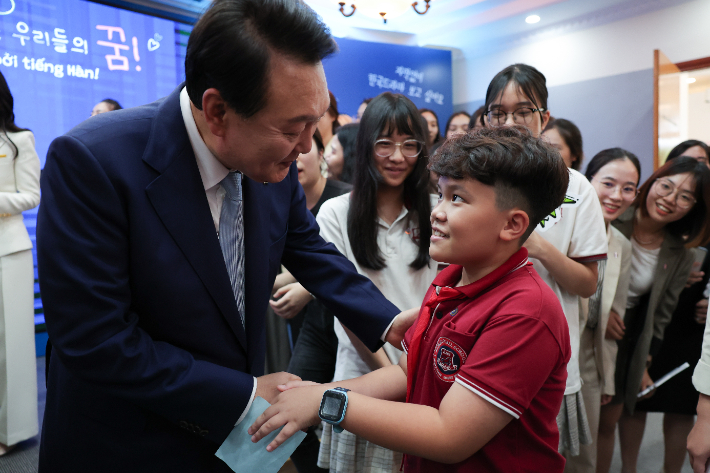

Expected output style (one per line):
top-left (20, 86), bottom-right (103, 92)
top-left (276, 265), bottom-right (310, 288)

top-left (0, 131), bottom-right (40, 214)
top-left (38, 135), bottom-right (255, 444)
top-left (279, 170), bottom-right (397, 351)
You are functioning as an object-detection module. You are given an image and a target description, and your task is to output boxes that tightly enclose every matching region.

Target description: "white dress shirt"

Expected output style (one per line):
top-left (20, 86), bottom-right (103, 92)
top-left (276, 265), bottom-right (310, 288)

top-left (179, 87), bottom-right (257, 425)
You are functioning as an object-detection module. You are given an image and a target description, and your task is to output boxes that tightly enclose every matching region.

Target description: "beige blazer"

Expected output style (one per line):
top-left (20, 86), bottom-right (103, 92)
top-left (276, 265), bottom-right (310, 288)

top-left (0, 130), bottom-right (40, 257)
top-left (613, 206), bottom-right (695, 412)
top-left (597, 225), bottom-right (632, 395)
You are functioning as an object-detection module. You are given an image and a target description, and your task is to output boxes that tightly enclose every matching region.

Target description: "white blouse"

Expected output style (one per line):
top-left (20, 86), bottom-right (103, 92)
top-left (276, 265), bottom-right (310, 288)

top-left (626, 237), bottom-right (661, 309)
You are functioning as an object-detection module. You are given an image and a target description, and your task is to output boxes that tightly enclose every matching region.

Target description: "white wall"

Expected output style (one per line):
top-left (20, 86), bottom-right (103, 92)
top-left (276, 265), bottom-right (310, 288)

top-left (689, 90), bottom-right (710, 145)
top-left (453, 0), bottom-right (710, 105)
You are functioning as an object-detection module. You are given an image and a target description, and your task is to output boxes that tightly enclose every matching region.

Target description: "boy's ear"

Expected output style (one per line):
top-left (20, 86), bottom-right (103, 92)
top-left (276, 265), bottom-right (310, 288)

top-left (500, 209), bottom-right (529, 243)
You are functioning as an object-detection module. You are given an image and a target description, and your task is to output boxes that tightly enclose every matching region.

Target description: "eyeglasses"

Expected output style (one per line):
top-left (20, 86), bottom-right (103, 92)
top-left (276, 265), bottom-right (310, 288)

top-left (653, 178), bottom-right (697, 209)
top-left (592, 178), bottom-right (639, 199)
top-left (374, 139), bottom-right (423, 158)
top-left (486, 107), bottom-right (545, 126)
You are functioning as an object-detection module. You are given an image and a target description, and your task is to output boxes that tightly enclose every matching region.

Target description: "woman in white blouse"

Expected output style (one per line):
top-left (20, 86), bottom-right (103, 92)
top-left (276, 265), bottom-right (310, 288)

top-left (0, 71), bottom-right (40, 454)
top-left (315, 92), bottom-right (438, 473)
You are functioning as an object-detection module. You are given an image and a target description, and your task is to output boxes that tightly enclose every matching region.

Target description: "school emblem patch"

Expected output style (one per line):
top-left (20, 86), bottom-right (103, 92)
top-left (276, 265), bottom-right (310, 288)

top-left (433, 337), bottom-right (467, 382)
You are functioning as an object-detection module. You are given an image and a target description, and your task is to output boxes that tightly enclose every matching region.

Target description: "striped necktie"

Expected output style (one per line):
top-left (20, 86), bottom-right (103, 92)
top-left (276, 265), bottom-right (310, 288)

top-left (219, 171), bottom-right (245, 328)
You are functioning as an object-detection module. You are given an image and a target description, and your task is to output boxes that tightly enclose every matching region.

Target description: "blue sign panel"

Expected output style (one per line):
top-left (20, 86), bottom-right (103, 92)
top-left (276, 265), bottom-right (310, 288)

top-left (0, 0), bottom-right (177, 166)
top-left (323, 37), bottom-right (452, 122)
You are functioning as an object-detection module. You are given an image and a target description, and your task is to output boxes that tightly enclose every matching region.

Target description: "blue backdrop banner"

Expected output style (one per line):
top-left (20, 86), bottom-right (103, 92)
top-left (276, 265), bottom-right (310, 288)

top-left (323, 37), bottom-right (452, 124)
top-left (0, 0), bottom-right (178, 166)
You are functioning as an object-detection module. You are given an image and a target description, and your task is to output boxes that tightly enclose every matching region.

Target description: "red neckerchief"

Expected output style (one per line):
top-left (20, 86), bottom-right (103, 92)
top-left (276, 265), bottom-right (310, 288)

top-left (405, 247), bottom-right (531, 403)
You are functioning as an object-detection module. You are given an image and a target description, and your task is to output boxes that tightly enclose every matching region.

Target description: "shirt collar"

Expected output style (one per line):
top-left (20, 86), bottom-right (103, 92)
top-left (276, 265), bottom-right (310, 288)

top-left (433, 247), bottom-right (530, 300)
top-left (179, 87), bottom-right (229, 190)
top-left (377, 205), bottom-right (410, 228)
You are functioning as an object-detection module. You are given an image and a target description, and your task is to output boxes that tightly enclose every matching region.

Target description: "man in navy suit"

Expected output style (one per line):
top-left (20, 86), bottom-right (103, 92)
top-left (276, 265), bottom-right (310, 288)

top-left (36, 1), bottom-right (415, 471)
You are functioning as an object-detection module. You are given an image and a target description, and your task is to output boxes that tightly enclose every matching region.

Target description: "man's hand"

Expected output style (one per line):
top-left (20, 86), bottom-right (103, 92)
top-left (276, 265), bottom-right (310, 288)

top-left (269, 283), bottom-right (312, 319)
top-left (248, 384), bottom-right (325, 451)
top-left (605, 310), bottom-right (625, 340)
top-left (385, 307), bottom-right (419, 350)
top-left (688, 393), bottom-right (710, 473)
top-left (255, 372), bottom-right (301, 404)
top-left (696, 299), bottom-right (709, 325)
top-left (601, 394), bottom-right (612, 406)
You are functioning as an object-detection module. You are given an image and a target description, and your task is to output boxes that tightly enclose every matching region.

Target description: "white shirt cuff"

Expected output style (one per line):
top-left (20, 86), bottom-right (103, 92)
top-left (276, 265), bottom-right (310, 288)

top-left (381, 316), bottom-right (397, 342)
top-left (234, 377), bottom-right (258, 426)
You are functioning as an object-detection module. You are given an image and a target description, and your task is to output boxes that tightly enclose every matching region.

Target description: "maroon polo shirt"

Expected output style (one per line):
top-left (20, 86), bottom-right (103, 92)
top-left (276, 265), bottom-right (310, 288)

top-left (402, 248), bottom-right (571, 472)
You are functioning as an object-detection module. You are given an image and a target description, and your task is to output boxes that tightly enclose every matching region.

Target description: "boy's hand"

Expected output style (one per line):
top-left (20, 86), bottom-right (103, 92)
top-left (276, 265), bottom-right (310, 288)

top-left (248, 384), bottom-right (325, 451)
top-left (278, 380), bottom-right (321, 392)
top-left (255, 372), bottom-right (302, 405)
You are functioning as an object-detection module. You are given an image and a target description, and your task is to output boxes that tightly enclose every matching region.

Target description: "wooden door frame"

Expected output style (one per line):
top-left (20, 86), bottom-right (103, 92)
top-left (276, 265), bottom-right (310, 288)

top-left (652, 52), bottom-right (709, 170)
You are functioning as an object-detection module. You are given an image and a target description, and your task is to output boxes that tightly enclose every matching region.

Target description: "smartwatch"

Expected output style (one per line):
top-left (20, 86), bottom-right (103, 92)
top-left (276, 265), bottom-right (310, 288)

top-left (319, 387), bottom-right (350, 433)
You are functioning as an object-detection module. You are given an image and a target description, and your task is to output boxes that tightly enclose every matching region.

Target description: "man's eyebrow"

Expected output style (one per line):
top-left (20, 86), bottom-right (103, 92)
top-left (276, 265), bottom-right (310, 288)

top-left (286, 113), bottom-right (324, 124)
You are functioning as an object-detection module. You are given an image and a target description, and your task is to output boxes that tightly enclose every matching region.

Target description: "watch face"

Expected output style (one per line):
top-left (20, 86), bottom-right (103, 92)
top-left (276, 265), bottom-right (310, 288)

top-left (319, 391), bottom-right (346, 421)
top-left (322, 396), bottom-right (342, 417)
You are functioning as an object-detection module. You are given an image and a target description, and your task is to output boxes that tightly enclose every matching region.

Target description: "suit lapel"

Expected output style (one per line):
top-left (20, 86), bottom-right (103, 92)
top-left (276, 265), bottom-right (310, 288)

top-left (143, 86), bottom-right (247, 351)
top-left (647, 235), bottom-right (683, 320)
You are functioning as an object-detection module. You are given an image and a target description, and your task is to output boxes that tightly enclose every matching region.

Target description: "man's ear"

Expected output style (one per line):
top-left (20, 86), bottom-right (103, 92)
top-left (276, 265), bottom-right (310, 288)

top-left (201, 88), bottom-right (229, 138)
top-left (500, 209), bottom-right (529, 242)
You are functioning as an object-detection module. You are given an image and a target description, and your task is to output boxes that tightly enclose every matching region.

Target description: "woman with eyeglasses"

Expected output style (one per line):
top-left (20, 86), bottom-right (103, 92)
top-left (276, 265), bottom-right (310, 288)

top-left (314, 92), bottom-right (438, 473)
top-left (596, 157), bottom-right (710, 473)
top-left (482, 64), bottom-right (608, 461)
top-left (576, 148), bottom-right (641, 473)
top-left (628, 144), bottom-right (710, 473)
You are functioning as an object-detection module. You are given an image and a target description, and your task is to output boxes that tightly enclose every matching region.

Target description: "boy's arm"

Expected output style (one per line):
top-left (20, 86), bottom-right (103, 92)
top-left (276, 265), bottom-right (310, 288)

top-left (525, 230), bottom-right (598, 297)
top-left (250, 365), bottom-right (511, 464)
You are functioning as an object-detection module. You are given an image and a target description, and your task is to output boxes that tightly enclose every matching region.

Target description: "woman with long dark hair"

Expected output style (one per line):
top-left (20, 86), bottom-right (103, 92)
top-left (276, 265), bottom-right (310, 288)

top-left (324, 123), bottom-right (358, 183)
top-left (315, 92), bottom-right (438, 472)
top-left (0, 70), bottom-right (40, 454)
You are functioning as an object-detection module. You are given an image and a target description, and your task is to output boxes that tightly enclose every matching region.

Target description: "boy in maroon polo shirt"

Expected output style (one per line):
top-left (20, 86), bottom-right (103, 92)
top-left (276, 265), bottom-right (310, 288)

top-left (249, 126), bottom-right (572, 472)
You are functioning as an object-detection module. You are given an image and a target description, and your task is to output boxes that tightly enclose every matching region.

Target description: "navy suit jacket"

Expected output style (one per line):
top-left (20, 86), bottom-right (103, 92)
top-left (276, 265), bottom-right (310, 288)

top-left (36, 86), bottom-right (399, 472)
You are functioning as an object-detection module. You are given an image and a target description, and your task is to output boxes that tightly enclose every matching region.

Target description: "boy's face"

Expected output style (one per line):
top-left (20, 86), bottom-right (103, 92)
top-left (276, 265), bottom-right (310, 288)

top-left (430, 176), bottom-right (511, 269)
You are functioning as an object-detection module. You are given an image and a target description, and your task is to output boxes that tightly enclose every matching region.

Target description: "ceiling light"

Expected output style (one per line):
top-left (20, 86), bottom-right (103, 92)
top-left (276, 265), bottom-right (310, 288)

top-left (526, 15), bottom-right (540, 24)
top-left (338, 0), bottom-right (431, 24)
top-left (687, 77), bottom-right (697, 84)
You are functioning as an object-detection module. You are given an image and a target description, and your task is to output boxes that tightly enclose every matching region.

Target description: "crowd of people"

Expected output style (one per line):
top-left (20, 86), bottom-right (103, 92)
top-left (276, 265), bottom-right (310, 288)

top-left (1, 1), bottom-right (710, 473)
top-left (262, 65), bottom-right (710, 473)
